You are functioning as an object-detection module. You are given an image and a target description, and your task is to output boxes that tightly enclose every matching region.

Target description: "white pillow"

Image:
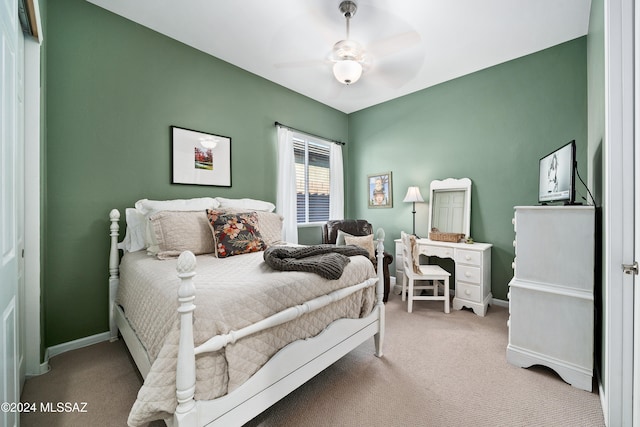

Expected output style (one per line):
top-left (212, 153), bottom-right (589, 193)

top-left (214, 197), bottom-right (275, 212)
top-left (117, 208), bottom-right (147, 252)
top-left (253, 211), bottom-right (284, 246)
top-left (343, 234), bottom-right (375, 259)
top-left (148, 211), bottom-right (215, 259)
top-left (335, 229), bottom-right (351, 246)
top-left (134, 197), bottom-right (220, 215)
top-left (119, 198), bottom-right (221, 252)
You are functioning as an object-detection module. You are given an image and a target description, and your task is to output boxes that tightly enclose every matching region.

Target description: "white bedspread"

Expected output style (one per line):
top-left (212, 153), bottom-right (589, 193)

top-left (116, 250), bottom-right (376, 426)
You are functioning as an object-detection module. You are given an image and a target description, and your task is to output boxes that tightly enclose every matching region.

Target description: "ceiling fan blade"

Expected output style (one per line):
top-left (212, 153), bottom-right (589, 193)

top-left (367, 70), bottom-right (406, 89)
top-left (306, 4), bottom-right (343, 44)
top-left (367, 30), bottom-right (421, 58)
top-left (269, 4), bottom-right (340, 70)
top-left (274, 59), bottom-right (328, 69)
top-left (367, 53), bottom-right (423, 89)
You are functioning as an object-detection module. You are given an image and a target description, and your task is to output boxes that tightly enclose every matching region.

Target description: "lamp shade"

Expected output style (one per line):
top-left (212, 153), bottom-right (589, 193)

top-left (403, 186), bottom-right (424, 203)
top-left (333, 59), bottom-right (362, 85)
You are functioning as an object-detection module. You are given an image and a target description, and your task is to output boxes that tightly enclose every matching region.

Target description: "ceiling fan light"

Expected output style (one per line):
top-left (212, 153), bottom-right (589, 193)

top-left (333, 60), bottom-right (362, 85)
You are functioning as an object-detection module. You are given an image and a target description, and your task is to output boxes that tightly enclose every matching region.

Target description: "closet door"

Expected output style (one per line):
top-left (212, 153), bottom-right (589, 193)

top-left (1, 0), bottom-right (23, 425)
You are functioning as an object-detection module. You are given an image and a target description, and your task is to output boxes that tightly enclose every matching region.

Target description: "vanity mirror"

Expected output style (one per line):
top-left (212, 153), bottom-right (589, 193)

top-left (427, 177), bottom-right (472, 239)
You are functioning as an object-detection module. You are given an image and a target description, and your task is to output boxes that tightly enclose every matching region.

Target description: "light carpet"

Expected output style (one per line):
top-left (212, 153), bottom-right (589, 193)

top-left (21, 294), bottom-right (605, 426)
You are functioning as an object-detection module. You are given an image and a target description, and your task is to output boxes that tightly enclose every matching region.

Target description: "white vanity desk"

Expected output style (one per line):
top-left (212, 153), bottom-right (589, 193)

top-left (395, 238), bottom-right (492, 316)
top-left (395, 177), bottom-right (492, 316)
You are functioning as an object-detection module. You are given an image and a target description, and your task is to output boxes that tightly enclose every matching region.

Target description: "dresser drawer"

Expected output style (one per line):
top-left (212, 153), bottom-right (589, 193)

top-left (456, 264), bottom-right (481, 284)
top-left (456, 282), bottom-right (481, 302)
top-left (418, 245), bottom-right (454, 259)
top-left (455, 249), bottom-right (481, 266)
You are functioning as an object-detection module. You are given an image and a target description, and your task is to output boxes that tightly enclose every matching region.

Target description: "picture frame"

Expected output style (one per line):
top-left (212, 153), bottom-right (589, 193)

top-left (171, 126), bottom-right (232, 187)
top-left (367, 172), bottom-right (393, 208)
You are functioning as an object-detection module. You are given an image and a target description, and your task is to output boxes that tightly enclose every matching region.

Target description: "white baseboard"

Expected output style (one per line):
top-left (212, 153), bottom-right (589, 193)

top-left (491, 298), bottom-right (509, 308)
top-left (46, 331), bottom-right (111, 360)
top-left (392, 276), bottom-right (510, 309)
top-left (27, 333), bottom-right (109, 378)
top-left (25, 358), bottom-right (51, 378)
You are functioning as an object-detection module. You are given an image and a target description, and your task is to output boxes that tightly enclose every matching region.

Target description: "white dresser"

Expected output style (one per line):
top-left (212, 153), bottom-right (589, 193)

top-left (395, 238), bottom-right (492, 316)
top-left (507, 206), bottom-right (595, 391)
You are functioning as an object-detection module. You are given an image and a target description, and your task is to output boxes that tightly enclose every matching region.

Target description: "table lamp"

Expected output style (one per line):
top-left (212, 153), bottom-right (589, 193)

top-left (403, 186), bottom-right (424, 237)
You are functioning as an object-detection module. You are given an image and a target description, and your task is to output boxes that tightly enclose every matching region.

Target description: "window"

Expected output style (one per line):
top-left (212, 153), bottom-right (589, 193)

top-left (293, 135), bottom-right (331, 224)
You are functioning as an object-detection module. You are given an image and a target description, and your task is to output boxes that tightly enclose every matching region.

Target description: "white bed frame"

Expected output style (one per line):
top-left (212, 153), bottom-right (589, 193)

top-left (108, 209), bottom-right (386, 427)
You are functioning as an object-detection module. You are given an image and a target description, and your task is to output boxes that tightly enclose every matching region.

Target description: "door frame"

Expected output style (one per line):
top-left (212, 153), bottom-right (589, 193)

top-left (603, 0), bottom-right (634, 425)
top-left (633, 0), bottom-right (640, 423)
top-left (1, 0), bottom-right (22, 424)
top-left (23, 29), bottom-right (44, 377)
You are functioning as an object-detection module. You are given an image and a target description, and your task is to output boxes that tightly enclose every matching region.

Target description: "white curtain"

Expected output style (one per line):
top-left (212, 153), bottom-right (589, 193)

top-left (329, 143), bottom-right (344, 220)
top-left (276, 126), bottom-right (298, 244)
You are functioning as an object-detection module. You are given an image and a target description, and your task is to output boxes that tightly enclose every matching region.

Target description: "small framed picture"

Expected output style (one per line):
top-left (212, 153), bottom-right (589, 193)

top-left (171, 126), bottom-right (232, 187)
top-left (368, 172), bottom-right (393, 208)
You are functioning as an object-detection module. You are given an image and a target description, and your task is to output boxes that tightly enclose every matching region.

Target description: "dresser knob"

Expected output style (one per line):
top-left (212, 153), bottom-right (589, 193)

top-left (513, 240), bottom-right (517, 248)
top-left (465, 255), bottom-right (471, 261)
top-left (465, 289), bottom-right (471, 296)
top-left (511, 261), bottom-right (516, 270)
top-left (465, 272), bottom-right (471, 278)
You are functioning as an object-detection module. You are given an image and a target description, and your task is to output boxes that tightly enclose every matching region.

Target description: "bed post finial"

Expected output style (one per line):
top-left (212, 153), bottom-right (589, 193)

top-left (374, 228), bottom-right (385, 357)
top-left (109, 209), bottom-right (121, 342)
top-left (175, 251), bottom-right (198, 426)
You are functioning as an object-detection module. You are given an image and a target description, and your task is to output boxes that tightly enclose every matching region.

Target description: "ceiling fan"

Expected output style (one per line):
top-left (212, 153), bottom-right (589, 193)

top-left (274, 1), bottom-right (422, 89)
top-left (331, 1), bottom-right (367, 85)
top-left (329, 1), bottom-right (423, 87)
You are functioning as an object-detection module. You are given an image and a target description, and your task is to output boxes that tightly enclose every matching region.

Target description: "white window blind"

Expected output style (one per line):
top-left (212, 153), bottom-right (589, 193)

top-left (293, 136), bottom-right (331, 224)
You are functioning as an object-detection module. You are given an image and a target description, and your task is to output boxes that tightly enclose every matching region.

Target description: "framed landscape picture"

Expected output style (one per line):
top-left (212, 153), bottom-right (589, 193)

top-left (367, 172), bottom-right (393, 208)
top-left (171, 126), bottom-right (232, 186)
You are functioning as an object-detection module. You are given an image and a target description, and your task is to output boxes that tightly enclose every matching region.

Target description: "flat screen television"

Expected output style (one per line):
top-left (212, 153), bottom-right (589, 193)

top-left (538, 140), bottom-right (576, 204)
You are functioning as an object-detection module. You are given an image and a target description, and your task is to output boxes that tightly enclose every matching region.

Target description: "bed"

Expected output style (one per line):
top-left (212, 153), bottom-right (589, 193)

top-left (107, 198), bottom-right (386, 427)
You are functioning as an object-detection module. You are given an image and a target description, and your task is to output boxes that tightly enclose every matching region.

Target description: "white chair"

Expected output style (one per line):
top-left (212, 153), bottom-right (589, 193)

top-left (401, 231), bottom-right (451, 314)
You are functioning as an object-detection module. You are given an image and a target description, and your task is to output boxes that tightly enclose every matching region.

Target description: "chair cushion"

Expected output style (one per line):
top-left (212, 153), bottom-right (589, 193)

top-left (417, 264), bottom-right (451, 277)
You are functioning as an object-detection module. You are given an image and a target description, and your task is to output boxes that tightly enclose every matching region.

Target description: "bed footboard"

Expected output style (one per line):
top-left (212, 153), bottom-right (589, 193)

top-left (374, 228), bottom-right (385, 357)
top-left (173, 230), bottom-right (386, 427)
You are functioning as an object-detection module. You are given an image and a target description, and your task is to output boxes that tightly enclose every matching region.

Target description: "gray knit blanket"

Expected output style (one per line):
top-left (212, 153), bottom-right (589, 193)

top-left (263, 244), bottom-right (371, 280)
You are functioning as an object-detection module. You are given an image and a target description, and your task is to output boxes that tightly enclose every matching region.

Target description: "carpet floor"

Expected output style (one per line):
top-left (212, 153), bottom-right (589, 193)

top-left (21, 293), bottom-right (605, 426)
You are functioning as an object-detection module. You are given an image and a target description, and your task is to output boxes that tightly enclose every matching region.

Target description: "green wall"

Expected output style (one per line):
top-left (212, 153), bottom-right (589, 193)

top-left (348, 37), bottom-right (588, 300)
top-left (44, 0), bottom-right (348, 347)
top-left (44, 0), bottom-right (587, 346)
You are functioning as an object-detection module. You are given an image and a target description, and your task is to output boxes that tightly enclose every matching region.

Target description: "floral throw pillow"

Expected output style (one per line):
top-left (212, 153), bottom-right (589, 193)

top-left (206, 210), bottom-right (266, 258)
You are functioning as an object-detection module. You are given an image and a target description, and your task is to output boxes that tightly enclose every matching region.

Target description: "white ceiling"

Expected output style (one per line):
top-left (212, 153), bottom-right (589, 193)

top-left (86, 0), bottom-right (592, 114)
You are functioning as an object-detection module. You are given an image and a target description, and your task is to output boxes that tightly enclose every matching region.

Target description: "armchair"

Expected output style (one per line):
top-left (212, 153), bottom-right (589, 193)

top-left (322, 219), bottom-right (393, 302)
